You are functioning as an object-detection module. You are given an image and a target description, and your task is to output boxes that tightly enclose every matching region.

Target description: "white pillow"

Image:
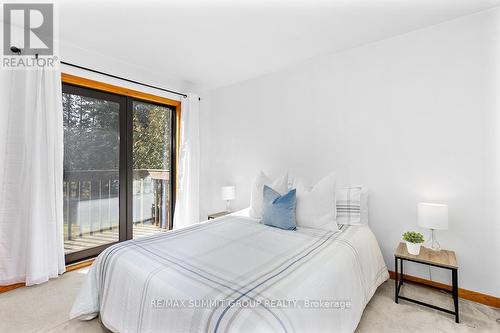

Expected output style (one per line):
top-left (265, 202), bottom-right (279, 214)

top-left (249, 171), bottom-right (288, 219)
top-left (295, 173), bottom-right (337, 231)
top-left (336, 186), bottom-right (369, 225)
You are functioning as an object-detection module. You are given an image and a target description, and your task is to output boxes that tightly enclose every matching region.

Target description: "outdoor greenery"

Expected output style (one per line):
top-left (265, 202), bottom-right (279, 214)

top-left (402, 231), bottom-right (425, 244)
top-left (63, 93), bottom-right (172, 172)
top-left (63, 93), bottom-right (120, 171)
top-left (132, 101), bottom-right (171, 170)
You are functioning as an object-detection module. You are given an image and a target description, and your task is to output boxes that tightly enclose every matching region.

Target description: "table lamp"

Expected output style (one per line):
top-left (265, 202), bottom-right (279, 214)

top-left (417, 202), bottom-right (448, 251)
top-left (221, 186), bottom-right (236, 212)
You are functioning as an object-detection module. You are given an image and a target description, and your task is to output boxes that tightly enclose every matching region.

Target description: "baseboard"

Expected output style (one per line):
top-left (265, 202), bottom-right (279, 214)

top-left (0, 282), bottom-right (25, 293)
top-left (0, 259), bottom-right (94, 294)
top-left (389, 270), bottom-right (500, 309)
top-left (66, 258), bottom-right (94, 272)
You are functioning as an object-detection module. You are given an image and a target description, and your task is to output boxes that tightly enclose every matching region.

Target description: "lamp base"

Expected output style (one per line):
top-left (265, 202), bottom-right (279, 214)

top-left (427, 229), bottom-right (441, 251)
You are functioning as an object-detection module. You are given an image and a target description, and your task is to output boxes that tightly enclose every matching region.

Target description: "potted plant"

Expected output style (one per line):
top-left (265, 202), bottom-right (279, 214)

top-left (402, 231), bottom-right (425, 255)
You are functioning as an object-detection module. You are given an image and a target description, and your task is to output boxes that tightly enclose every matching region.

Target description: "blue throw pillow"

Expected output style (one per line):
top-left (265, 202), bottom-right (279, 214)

top-left (261, 185), bottom-right (297, 230)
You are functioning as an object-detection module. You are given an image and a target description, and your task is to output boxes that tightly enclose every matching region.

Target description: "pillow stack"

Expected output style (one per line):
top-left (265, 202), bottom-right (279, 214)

top-left (248, 170), bottom-right (369, 230)
top-left (249, 171), bottom-right (339, 231)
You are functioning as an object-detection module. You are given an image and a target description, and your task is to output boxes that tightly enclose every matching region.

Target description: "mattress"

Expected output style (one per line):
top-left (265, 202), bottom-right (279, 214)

top-left (70, 210), bottom-right (388, 332)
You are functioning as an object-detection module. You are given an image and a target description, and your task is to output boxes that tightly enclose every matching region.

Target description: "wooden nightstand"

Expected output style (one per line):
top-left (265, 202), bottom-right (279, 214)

top-left (394, 242), bottom-right (459, 323)
top-left (208, 211), bottom-right (231, 220)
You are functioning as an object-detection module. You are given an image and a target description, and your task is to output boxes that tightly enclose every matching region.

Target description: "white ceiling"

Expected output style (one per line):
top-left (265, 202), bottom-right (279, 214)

top-left (58, 0), bottom-right (500, 90)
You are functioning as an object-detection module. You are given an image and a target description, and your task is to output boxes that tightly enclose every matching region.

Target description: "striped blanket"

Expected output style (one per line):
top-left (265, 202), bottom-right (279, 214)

top-left (70, 213), bottom-right (388, 333)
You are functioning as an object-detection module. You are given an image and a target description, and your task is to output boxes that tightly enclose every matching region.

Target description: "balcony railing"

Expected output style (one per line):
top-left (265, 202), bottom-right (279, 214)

top-left (63, 169), bottom-right (170, 242)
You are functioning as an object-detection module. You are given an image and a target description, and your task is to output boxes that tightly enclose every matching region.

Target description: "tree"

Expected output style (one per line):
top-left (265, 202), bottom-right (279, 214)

top-left (63, 94), bottom-right (172, 172)
top-left (132, 102), bottom-right (171, 170)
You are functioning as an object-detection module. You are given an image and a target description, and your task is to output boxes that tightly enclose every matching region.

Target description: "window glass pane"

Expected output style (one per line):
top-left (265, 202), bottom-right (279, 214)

top-left (132, 101), bottom-right (172, 238)
top-left (63, 92), bottom-right (120, 254)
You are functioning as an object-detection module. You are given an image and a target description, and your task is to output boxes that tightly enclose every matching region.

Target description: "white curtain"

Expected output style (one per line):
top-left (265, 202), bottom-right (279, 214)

top-left (0, 65), bottom-right (65, 286)
top-left (173, 93), bottom-right (200, 229)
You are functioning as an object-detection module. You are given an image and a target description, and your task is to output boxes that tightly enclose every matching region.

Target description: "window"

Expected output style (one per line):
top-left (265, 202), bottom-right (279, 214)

top-left (62, 75), bottom-right (179, 263)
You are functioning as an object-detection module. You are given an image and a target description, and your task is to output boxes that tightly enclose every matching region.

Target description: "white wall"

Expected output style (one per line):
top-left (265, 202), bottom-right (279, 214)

top-left (201, 8), bottom-right (500, 297)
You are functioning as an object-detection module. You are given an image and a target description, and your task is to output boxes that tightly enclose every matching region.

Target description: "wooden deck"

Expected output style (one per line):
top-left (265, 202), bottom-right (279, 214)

top-left (64, 223), bottom-right (167, 254)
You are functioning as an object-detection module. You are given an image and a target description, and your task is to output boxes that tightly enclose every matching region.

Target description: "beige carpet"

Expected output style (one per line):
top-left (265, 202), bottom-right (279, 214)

top-left (0, 268), bottom-right (498, 333)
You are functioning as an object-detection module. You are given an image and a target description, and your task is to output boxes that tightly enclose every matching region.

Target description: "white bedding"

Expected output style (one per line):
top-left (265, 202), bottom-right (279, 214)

top-left (70, 210), bottom-right (388, 333)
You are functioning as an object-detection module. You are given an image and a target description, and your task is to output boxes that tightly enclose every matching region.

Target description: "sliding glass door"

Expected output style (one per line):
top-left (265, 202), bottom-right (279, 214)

top-left (62, 83), bottom-right (176, 263)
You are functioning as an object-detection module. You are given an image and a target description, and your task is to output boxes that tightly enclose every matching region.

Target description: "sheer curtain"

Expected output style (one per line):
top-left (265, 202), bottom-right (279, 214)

top-left (0, 65), bottom-right (65, 286)
top-left (173, 93), bottom-right (200, 229)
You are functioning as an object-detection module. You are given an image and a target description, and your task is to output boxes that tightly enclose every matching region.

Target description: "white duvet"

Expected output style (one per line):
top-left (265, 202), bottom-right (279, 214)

top-left (70, 211), bottom-right (388, 333)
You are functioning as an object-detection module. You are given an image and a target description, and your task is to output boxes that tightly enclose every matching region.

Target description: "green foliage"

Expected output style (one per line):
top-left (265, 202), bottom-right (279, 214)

top-left (63, 93), bottom-right (172, 172)
top-left (132, 102), bottom-right (171, 170)
top-left (402, 231), bottom-right (425, 244)
top-left (63, 93), bottom-right (120, 171)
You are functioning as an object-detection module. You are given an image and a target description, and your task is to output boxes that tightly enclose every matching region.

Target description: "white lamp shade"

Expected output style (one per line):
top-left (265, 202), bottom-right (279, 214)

top-left (221, 186), bottom-right (236, 201)
top-left (417, 203), bottom-right (448, 230)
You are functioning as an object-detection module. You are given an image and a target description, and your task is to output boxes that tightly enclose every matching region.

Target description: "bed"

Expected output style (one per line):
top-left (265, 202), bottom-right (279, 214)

top-left (70, 209), bottom-right (388, 333)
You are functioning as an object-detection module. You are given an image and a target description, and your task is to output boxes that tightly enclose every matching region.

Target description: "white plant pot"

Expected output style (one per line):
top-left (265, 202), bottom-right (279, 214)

top-left (406, 242), bottom-right (421, 255)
